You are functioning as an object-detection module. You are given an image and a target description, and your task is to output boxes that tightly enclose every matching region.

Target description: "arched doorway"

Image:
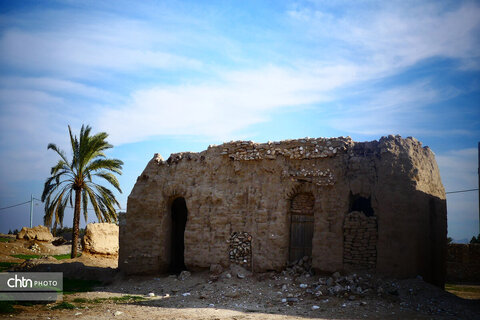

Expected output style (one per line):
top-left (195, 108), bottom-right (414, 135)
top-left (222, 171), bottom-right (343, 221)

top-left (289, 193), bottom-right (314, 263)
top-left (170, 197), bottom-right (188, 273)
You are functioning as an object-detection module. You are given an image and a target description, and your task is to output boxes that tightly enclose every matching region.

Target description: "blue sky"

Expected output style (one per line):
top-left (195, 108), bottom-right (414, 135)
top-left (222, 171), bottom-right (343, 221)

top-left (0, 0), bottom-right (479, 241)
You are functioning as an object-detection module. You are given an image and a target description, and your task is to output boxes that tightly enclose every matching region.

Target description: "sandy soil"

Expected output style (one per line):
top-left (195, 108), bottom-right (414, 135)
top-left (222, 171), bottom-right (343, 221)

top-left (1, 235), bottom-right (479, 320)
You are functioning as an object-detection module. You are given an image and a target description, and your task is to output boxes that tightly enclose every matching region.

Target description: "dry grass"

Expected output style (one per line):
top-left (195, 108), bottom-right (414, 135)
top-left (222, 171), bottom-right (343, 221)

top-left (445, 283), bottom-right (480, 300)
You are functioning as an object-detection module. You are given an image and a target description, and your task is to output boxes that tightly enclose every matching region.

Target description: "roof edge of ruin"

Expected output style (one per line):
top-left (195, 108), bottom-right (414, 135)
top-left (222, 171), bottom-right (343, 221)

top-left (152, 134), bottom-right (430, 164)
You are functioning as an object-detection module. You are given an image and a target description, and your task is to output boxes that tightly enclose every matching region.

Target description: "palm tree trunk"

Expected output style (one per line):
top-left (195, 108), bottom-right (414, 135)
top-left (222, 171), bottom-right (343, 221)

top-left (71, 188), bottom-right (81, 258)
top-left (52, 221), bottom-right (57, 237)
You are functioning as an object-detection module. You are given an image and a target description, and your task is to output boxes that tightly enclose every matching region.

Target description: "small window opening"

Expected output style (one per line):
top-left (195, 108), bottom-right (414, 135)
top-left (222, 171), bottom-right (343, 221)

top-left (349, 193), bottom-right (374, 217)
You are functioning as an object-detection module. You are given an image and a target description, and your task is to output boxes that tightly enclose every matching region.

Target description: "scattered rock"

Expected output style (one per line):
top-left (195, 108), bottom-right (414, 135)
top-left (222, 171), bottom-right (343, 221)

top-left (113, 311), bottom-right (123, 316)
top-left (210, 264), bottom-right (223, 275)
top-left (147, 292), bottom-right (155, 297)
top-left (311, 305), bottom-right (320, 310)
top-left (29, 243), bottom-right (41, 252)
top-left (326, 277), bottom-right (334, 286)
top-left (286, 256), bottom-right (313, 276)
top-left (52, 237), bottom-right (67, 246)
top-left (225, 290), bottom-right (240, 298)
top-left (230, 264), bottom-right (251, 279)
top-left (388, 289), bottom-right (399, 296)
top-left (178, 270), bottom-right (191, 281)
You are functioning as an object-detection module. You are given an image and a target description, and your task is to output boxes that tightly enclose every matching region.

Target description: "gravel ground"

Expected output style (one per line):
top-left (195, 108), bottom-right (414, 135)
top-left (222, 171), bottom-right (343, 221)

top-left (1, 236), bottom-right (479, 319)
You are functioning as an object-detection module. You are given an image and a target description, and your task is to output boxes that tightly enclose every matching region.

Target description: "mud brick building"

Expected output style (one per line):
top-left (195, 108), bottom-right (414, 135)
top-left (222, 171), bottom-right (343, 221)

top-left (120, 135), bottom-right (447, 287)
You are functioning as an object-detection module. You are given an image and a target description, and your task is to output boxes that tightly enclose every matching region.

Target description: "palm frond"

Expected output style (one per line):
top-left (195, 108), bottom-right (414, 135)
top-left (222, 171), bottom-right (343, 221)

top-left (93, 171), bottom-right (122, 193)
top-left (86, 159), bottom-right (123, 175)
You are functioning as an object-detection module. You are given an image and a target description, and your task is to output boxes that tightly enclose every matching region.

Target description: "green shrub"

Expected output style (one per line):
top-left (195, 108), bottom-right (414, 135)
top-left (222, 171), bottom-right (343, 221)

top-left (51, 301), bottom-right (76, 310)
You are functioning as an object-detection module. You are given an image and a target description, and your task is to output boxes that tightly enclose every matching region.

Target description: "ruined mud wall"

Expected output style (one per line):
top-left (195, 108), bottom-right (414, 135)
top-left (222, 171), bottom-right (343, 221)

top-left (120, 135), bottom-right (447, 286)
top-left (447, 244), bottom-right (480, 282)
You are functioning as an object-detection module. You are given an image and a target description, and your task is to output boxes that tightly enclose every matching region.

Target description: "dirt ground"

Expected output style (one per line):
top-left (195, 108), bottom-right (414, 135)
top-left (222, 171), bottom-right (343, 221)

top-left (1, 235), bottom-right (479, 320)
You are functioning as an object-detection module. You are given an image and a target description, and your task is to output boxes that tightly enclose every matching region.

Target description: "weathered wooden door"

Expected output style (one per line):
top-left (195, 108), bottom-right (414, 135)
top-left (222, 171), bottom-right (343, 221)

top-left (289, 193), bottom-right (314, 263)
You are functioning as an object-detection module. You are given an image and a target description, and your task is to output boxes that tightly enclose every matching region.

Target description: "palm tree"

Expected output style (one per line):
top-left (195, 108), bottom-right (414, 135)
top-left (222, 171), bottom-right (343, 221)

top-left (42, 125), bottom-right (123, 258)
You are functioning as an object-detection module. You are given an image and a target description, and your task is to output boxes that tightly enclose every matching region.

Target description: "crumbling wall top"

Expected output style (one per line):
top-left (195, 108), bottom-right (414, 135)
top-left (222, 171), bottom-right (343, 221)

top-left (156, 135), bottom-right (434, 166)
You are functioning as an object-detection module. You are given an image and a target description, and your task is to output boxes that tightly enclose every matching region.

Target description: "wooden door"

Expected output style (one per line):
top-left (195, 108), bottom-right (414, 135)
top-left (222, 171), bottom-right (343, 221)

top-left (289, 214), bottom-right (314, 262)
top-left (289, 193), bottom-right (314, 263)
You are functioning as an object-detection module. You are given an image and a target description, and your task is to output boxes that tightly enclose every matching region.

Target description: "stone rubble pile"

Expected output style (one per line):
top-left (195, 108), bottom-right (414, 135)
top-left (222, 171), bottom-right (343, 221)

top-left (228, 232), bottom-right (252, 269)
top-left (343, 211), bottom-right (377, 268)
top-left (280, 269), bottom-right (380, 301)
top-left (285, 256), bottom-right (314, 276)
top-left (28, 243), bottom-right (41, 253)
top-left (220, 137), bottom-right (351, 161)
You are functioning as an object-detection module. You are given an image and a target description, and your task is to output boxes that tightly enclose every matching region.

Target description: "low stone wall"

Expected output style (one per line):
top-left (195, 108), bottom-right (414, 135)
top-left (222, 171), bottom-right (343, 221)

top-left (343, 211), bottom-right (377, 269)
top-left (446, 243), bottom-right (480, 282)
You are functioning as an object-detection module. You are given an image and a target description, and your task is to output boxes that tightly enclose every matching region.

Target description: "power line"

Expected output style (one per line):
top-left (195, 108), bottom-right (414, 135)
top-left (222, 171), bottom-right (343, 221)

top-left (1, 188), bottom-right (477, 212)
top-left (0, 197), bottom-right (115, 212)
top-left (33, 198), bottom-right (105, 211)
top-left (0, 200), bottom-right (31, 211)
top-left (446, 188), bottom-right (479, 194)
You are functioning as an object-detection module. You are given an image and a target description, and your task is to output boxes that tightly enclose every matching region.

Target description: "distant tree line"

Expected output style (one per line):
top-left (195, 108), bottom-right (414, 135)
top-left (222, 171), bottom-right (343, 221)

top-left (446, 236), bottom-right (480, 245)
top-left (470, 234), bottom-right (480, 244)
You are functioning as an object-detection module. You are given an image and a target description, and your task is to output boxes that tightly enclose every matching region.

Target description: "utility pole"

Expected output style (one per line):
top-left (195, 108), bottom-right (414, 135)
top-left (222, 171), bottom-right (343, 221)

top-left (478, 142), bottom-right (479, 235)
top-left (30, 194), bottom-right (33, 228)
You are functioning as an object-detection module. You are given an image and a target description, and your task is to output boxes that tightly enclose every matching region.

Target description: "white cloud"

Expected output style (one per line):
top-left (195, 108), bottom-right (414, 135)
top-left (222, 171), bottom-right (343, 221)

top-left (327, 80), bottom-right (462, 136)
top-left (0, 77), bottom-right (117, 102)
top-left (96, 64), bottom-right (363, 144)
top-left (0, 15), bottom-right (202, 78)
top-left (0, 88), bottom-right (89, 182)
top-left (437, 148), bottom-right (478, 192)
top-left (288, 1), bottom-right (480, 74)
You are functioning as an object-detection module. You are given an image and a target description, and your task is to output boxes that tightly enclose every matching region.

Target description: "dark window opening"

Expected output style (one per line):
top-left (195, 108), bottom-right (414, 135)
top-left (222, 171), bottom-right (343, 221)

top-left (349, 194), bottom-right (374, 217)
top-left (170, 197), bottom-right (188, 273)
